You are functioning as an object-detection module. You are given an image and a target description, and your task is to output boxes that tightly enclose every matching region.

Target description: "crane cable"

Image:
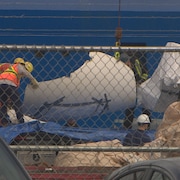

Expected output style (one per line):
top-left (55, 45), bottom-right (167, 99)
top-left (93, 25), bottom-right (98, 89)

top-left (114, 0), bottom-right (122, 60)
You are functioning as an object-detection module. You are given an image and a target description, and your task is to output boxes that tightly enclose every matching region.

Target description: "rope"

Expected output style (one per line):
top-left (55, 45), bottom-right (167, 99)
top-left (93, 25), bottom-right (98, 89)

top-left (118, 0), bottom-right (121, 27)
top-left (114, 0), bottom-right (122, 60)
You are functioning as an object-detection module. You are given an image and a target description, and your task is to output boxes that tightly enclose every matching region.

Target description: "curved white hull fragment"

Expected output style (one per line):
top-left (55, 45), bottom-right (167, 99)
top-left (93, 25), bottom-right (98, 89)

top-left (23, 51), bottom-right (136, 121)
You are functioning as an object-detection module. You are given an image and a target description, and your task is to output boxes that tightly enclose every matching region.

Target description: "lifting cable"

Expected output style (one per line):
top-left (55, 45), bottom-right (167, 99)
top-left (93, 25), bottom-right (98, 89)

top-left (114, 0), bottom-right (122, 60)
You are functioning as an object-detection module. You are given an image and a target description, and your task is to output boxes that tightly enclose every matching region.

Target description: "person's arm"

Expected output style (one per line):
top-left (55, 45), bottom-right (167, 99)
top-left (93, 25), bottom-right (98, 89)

top-left (18, 64), bottom-right (39, 89)
top-left (122, 133), bottom-right (131, 146)
top-left (142, 134), bottom-right (152, 144)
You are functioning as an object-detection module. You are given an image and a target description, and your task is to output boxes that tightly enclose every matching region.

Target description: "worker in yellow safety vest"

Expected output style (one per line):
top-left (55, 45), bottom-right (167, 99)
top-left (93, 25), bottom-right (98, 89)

top-left (120, 52), bottom-right (151, 129)
top-left (0, 58), bottom-right (39, 126)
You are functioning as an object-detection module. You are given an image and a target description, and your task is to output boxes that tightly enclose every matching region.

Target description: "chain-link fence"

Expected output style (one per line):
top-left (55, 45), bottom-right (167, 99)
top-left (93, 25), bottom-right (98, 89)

top-left (0, 44), bottom-right (180, 179)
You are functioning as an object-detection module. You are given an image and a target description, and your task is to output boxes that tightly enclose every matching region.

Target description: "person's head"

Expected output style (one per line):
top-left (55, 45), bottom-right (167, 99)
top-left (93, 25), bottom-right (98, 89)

top-left (137, 114), bottom-right (151, 130)
top-left (24, 61), bottom-right (34, 73)
top-left (14, 58), bottom-right (34, 73)
top-left (14, 57), bottom-right (25, 65)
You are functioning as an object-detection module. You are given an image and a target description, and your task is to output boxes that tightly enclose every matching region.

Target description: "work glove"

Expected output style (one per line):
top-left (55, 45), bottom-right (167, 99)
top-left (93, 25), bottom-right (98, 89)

top-left (31, 79), bottom-right (39, 89)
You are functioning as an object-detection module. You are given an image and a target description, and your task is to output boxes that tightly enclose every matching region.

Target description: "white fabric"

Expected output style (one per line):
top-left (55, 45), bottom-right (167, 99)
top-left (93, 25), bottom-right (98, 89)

top-left (138, 42), bottom-right (180, 112)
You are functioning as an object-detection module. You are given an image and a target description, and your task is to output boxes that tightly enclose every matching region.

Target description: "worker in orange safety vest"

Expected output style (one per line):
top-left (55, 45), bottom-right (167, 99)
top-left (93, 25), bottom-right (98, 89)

top-left (0, 58), bottom-right (39, 126)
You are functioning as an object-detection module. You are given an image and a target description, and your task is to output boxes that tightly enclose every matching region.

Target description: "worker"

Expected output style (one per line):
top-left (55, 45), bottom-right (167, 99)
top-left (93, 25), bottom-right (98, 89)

top-left (120, 52), bottom-right (151, 129)
top-left (0, 57), bottom-right (39, 126)
top-left (122, 114), bottom-right (152, 146)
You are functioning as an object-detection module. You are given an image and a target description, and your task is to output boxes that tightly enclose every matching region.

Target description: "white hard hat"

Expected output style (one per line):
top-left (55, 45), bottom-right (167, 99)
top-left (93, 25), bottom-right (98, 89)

top-left (137, 114), bottom-right (150, 124)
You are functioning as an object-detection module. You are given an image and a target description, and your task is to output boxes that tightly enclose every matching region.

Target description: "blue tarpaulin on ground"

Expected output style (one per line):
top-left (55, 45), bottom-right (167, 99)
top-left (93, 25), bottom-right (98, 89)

top-left (0, 121), bottom-right (156, 144)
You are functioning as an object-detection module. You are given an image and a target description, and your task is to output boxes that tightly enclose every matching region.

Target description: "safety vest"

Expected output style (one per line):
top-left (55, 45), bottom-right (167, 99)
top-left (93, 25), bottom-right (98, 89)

top-left (0, 63), bottom-right (11, 73)
top-left (134, 59), bottom-right (148, 81)
top-left (0, 64), bottom-right (20, 87)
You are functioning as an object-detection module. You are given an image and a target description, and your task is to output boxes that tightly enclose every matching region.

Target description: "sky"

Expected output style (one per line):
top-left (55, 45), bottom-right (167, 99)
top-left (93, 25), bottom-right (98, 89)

top-left (0, 0), bottom-right (180, 11)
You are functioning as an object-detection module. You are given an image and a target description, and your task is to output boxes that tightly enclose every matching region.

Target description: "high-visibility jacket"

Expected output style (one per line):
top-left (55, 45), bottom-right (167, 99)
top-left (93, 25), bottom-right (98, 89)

top-left (0, 64), bottom-right (20, 87)
top-left (0, 63), bottom-right (11, 73)
top-left (133, 59), bottom-right (148, 84)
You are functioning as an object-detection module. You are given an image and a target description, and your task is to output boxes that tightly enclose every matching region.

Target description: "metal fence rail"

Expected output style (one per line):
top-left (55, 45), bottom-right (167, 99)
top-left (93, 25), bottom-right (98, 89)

top-left (10, 145), bottom-right (180, 153)
top-left (1, 44), bottom-right (180, 51)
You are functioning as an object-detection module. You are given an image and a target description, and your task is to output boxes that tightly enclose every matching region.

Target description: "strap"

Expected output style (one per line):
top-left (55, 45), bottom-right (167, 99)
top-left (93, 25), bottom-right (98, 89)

top-left (135, 59), bottom-right (148, 81)
top-left (4, 66), bottom-right (18, 77)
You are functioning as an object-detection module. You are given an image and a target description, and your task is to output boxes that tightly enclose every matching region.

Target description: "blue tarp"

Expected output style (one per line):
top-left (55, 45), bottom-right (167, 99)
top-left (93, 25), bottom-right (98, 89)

top-left (0, 121), bottom-right (156, 144)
